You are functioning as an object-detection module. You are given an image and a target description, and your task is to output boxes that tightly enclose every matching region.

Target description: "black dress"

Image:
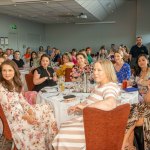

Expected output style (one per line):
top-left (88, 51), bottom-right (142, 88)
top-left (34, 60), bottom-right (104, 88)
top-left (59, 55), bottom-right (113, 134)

top-left (33, 66), bottom-right (57, 92)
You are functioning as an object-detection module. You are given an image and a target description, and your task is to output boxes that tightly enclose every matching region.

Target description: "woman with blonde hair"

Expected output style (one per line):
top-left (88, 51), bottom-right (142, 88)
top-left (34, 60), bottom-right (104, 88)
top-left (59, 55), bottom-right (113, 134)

top-left (24, 47), bottom-right (31, 63)
top-left (53, 59), bottom-right (120, 150)
top-left (56, 52), bottom-right (74, 77)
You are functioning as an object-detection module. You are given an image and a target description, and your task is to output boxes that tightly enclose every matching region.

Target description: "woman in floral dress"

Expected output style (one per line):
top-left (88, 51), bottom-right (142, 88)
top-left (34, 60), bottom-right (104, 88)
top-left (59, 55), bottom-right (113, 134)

top-left (0, 60), bottom-right (58, 150)
top-left (70, 52), bottom-right (92, 80)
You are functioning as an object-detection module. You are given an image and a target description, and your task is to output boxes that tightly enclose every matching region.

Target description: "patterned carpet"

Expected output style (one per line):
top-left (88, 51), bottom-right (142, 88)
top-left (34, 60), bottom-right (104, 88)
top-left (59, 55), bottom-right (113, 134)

top-left (0, 135), bottom-right (12, 150)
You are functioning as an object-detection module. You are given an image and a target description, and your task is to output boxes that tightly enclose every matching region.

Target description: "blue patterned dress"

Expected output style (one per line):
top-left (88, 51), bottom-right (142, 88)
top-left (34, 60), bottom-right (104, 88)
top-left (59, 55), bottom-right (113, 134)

top-left (115, 63), bottom-right (131, 83)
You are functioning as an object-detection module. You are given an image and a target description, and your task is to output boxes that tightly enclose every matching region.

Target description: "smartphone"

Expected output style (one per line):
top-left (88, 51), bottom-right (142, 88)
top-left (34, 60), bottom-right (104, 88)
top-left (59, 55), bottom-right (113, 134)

top-left (63, 95), bottom-right (76, 99)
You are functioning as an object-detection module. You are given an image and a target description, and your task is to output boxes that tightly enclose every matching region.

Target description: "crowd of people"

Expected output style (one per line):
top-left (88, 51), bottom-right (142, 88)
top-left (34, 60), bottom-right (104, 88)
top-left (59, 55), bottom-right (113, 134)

top-left (0, 36), bottom-right (150, 150)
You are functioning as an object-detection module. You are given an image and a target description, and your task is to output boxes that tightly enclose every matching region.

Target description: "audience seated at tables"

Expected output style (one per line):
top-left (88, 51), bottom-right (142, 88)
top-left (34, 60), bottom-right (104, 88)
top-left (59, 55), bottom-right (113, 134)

top-left (56, 52), bottom-right (74, 77)
top-left (33, 54), bottom-right (57, 92)
top-left (0, 60), bottom-right (58, 150)
top-left (122, 81), bottom-right (150, 150)
top-left (30, 51), bottom-right (39, 68)
top-left (114, 50), bottom-right (131, 83)
top-left (12, 50), bottom-right (25, 68)
top-left (52, 59), bottom-right (120, 150)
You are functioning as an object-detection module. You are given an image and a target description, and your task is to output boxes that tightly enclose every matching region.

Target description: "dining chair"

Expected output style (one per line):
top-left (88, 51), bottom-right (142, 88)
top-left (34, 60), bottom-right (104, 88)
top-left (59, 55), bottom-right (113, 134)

top-left (0, 105), bottom-right (17, 150)
top-left (65, 68), bottom-right (72, 82)
top-left (25, 73), bottom-right (34, 91)
top-left (83, 104), bottom-right (130, 150)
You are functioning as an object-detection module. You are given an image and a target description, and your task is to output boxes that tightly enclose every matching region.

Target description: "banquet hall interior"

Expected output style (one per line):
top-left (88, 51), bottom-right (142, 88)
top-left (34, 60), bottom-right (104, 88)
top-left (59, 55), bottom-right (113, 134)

top-left (0, 0), bottom-right (150, 150)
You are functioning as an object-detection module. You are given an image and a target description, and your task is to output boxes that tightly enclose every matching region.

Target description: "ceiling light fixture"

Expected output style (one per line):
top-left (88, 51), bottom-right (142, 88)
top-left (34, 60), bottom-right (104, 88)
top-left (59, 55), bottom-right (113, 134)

top-left (77, 13), bottom-right (87, 19)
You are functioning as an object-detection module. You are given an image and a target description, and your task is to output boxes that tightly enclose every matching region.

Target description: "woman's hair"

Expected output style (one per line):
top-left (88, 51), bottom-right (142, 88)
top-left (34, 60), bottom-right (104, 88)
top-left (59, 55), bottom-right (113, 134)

top-left (0, 60), bottom-right (22, 93)
top-left (114, 50), bottom-right (124, 58)
top-left (95, 59), bottom-right (117, 83)
top-left (100, 45), bottom-right (105, 50)
top-left (135, 54), bottom-right (149, 76)
top-left (26, 47), bottom-right (31, 54)
top-left (76, 52), bottom-right (86, 59)
top-left (30, 51), bottom-right (37, 59)
top-left (62, 52), bottom-right (72, 62)
top-left (40, 54), bottom-right (50, 65)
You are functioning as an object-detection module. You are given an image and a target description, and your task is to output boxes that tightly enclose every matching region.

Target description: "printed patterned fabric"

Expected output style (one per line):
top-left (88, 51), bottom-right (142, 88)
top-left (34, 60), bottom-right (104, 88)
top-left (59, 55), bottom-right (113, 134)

top-left (115, 63), bottom-right (131, 83)
top-left (0, 84), bottom-right (57, 150)
top-left (52, 82), bottom-right (120, 150)
top-left (126, 102), bottom-right (150, 150)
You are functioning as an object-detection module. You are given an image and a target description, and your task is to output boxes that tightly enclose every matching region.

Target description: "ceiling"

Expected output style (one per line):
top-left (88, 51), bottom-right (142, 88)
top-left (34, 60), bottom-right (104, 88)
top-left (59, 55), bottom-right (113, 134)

top-left (0, 0), bottom-right (134, 24)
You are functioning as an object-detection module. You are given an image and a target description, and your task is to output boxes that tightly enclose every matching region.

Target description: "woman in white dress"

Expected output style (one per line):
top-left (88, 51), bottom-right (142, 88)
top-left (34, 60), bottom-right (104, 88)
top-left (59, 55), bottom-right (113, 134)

top-left (0, 60), bottom-right (58, 150)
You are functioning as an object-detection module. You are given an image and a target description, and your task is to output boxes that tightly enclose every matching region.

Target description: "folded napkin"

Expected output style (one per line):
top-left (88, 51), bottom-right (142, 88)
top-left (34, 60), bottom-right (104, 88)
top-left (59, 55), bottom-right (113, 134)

top-left (124, 87), bottom-right (138, 92)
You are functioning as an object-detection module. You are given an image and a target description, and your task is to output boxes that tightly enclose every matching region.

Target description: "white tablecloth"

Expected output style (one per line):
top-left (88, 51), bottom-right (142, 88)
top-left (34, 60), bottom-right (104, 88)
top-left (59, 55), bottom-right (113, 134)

top-left (37, 85), bottom-right (139, 128)
top-left (37, 86), bottom-right (89, 128)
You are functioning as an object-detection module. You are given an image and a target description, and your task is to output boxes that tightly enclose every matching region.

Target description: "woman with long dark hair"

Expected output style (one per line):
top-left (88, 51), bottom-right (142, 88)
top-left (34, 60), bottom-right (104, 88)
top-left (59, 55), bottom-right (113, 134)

top-left (0, 60), bottom-right (57, 150)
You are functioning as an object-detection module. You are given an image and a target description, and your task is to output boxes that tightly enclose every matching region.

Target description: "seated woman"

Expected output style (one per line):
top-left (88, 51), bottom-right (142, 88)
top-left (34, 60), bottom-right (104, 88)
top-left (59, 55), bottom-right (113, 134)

top-left (51, 49), bottom-right (61, 65)
top-left (24, 47), bottom-right (31, 63)
top-left (12, 51), bottom-right (25, 68)
top-left (56, 52), bottom-right (74, 77)
top-left (70, 52), bottom-right (91, 81)
top-left (52, 59), bottom-right (121, 150)
top-left (33, 54), bottom-right (57, 92)
top-left (122, 82), bottom-right (150, 150)
top-left (114, 50), bottom-right (131, 83)
top-left (30, 51), bottom-right (39, 68)
top-left (71, 48), bottom-right (77, 65)
top-left (97, 45), bottom-right (108, 60)
top-left (133, 54), bottom-right (150, 97)
top-left (0, 60), bottom-right (58, 150)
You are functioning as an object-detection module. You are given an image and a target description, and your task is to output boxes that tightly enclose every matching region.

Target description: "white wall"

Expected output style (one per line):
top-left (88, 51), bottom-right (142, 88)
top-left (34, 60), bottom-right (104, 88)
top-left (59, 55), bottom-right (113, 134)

top-left (45, 1), bottom-right (137, 53)
top-left (0, 14), bottom-right (45, 53)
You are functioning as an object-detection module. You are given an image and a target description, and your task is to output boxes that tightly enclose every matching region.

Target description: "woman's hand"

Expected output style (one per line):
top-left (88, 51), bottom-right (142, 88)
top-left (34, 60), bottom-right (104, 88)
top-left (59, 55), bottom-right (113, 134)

top-left (26, 116), bottom-right (38, 125)
top-left (22, 114), bottom-right (38, 125)
top-left (51, 122), bottom-right (58, 134)
top-left (53, 76), bottom-right (57, 81)
top-left (68, 104), bottom-right (85, 115)
top-left (27, 109), bottom-right (35, 116)
top-left (68, 106), bottom-right (76, 115)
